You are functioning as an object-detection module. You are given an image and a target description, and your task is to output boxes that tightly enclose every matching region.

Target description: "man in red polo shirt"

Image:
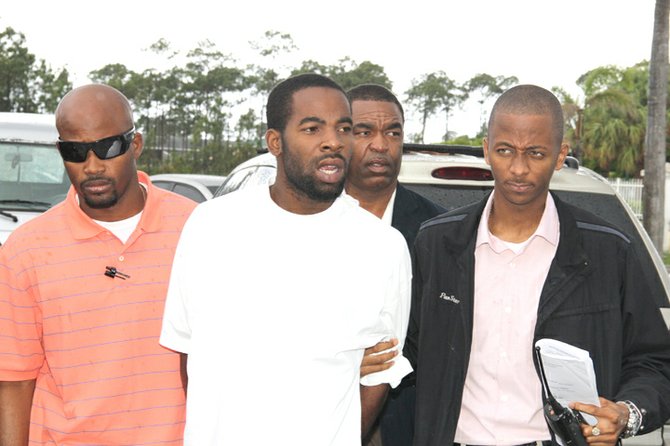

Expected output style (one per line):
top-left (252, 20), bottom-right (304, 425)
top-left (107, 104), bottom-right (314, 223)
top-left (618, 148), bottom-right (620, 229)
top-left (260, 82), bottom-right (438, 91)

top-left (0, 84), bottom-right (196, 445)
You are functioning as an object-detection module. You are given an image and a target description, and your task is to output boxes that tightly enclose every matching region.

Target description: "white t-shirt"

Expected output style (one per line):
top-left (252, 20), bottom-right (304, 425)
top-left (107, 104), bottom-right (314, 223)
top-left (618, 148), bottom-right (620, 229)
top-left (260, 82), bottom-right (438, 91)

top-left (160, 186), bottom-right (412, 445)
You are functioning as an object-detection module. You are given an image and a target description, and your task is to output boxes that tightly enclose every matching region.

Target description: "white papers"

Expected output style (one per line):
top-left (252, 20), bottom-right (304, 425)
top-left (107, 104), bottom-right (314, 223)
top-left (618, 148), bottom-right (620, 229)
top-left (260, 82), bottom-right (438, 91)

top-left (535, 338), bottom-right (600, 425)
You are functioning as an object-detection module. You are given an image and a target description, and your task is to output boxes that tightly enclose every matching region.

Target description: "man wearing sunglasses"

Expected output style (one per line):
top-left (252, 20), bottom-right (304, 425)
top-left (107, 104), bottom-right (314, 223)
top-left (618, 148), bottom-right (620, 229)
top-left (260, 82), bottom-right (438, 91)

top-left (0, 84), bottom-right (196, 445)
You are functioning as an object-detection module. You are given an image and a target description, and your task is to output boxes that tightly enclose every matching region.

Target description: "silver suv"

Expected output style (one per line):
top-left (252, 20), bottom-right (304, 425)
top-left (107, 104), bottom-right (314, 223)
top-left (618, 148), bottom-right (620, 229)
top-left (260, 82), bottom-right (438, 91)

top-left (0, 112), bottom-right (70, 245)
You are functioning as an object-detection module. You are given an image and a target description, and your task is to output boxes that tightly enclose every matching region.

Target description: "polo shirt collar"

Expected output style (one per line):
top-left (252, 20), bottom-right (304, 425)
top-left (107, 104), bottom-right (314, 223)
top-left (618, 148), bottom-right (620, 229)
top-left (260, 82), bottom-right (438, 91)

top-left (65, 171), bottom-right (161, 240)
top-left (476, 191), bottom-right (560, 251)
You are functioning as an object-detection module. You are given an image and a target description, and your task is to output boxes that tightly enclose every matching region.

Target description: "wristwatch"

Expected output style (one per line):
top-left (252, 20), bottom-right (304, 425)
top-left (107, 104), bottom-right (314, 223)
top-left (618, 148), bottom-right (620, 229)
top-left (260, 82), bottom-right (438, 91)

top-left (617, 400), bottom-right (643, 438)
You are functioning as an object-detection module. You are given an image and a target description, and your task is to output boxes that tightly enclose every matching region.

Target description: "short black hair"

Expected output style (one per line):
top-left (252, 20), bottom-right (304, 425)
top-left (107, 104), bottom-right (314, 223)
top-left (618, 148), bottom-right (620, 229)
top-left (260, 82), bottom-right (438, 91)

top-left (488, 84), bottom-right (564, 146)
top-left (346, 84), bottom-right (404, 121)
top-left (266, 73), bottom-right (347, 132)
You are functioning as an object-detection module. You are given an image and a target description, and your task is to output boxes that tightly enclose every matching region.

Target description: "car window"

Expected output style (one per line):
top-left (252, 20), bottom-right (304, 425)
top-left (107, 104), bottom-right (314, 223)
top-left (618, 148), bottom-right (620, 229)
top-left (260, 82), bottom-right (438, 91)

top-left (152, 181), bottom-right (175, 192)
top-left (216, 166), bottom-right (276, 196)
top-left (0, 142), bottom-right (70, 208)
top-left (172, 183), bottom-right (206, 203)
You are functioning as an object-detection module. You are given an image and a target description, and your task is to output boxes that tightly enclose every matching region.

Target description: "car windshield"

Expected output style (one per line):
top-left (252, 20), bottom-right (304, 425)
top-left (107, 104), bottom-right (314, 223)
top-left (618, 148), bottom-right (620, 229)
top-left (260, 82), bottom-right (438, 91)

top-left (0, 142), bottom-right (70, 210)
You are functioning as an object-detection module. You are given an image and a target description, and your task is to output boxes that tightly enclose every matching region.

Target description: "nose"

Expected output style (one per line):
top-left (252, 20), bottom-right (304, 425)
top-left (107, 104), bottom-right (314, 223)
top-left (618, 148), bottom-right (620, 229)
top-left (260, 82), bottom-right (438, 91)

top-left (509, 152), bottom-right (529, 176)
top-left (321, 127), bottom-right (349, 152)
top-left (82, 149), bottom-right (105, 175)
top-left (369, 133), bottom-right (389, 153)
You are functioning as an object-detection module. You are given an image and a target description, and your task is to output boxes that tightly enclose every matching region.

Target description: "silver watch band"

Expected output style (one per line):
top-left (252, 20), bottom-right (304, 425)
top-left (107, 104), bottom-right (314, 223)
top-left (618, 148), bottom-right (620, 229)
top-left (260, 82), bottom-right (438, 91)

top-left (617, 400), bottom-right (643, 438)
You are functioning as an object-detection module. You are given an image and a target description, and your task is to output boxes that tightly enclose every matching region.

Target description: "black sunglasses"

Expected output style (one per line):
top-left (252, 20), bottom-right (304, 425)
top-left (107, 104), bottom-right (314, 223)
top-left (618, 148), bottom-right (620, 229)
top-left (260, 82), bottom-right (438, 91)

top-left (57, 128), bottom-right (135, 163)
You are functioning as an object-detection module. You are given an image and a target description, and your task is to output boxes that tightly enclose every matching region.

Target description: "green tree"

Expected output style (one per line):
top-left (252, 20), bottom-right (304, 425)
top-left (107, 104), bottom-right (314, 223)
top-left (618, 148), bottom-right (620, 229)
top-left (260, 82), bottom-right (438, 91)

top-left (0, 26), bottom-right (71, 113)
top-left (405, 71), bottom-right (464, 143)
top-left (561, 64), bottom-right (650, 177)
top-left (292, 57), bottom-right (392, 91)
top-left (464, 73), bottom-right (518, 128)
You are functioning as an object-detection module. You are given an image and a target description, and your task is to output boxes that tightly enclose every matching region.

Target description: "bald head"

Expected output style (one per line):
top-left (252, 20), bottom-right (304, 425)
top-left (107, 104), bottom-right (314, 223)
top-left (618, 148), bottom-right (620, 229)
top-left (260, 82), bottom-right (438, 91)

top-left (55, 84), bottom-right (134, 139)
top-left (488, 84), bottom-right (564, 147)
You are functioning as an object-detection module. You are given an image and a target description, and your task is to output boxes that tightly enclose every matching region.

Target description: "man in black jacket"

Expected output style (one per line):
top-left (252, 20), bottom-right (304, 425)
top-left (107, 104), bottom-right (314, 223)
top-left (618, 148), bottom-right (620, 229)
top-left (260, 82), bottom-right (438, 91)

top-left (346, 84), bottom-right (444, 446)
top-left (406, 84), bottom-right (670, 446)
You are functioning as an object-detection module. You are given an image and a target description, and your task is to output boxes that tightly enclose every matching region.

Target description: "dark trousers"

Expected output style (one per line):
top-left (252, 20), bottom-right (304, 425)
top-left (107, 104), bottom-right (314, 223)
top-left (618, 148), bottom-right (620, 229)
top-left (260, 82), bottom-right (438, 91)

top-left (379, 384), bottom-right (416, 446)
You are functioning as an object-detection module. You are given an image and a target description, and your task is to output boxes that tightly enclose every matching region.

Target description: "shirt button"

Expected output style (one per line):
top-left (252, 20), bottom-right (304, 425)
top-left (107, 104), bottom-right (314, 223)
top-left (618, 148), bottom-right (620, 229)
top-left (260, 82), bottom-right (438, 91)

top-left (500, 351), bottom-right (507, 359)
top-left (118, 255), bottom-right (125, 262)
top-left (504, 306), bottom-right (512, 314)
top-left (500, 394), bottom-right (509, 402)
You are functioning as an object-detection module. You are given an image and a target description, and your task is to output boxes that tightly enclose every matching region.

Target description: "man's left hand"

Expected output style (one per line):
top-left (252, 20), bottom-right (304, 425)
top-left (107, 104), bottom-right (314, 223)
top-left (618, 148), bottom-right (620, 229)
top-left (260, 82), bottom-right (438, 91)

top-left (571, 397), bottom-right (629, 446)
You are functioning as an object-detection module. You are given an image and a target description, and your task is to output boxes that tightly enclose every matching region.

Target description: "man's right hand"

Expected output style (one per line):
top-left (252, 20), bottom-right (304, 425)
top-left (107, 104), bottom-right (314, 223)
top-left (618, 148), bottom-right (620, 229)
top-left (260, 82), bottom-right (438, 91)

top-left (361, 338), bottom-right (399, 378)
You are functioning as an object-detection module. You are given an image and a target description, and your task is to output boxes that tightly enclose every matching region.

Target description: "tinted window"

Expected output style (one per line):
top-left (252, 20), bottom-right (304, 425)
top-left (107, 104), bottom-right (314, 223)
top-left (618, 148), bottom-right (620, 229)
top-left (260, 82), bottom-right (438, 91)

top-left (173, 184), bottom-right (206, 203)
top-left (152, 181), bottom-right (175, 192)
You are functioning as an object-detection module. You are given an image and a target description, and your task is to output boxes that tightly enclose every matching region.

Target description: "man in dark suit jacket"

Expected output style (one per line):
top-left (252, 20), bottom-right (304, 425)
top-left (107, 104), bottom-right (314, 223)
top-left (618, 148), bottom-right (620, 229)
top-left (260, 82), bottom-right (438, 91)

top-left (346, 84), bottom-right (444, 446)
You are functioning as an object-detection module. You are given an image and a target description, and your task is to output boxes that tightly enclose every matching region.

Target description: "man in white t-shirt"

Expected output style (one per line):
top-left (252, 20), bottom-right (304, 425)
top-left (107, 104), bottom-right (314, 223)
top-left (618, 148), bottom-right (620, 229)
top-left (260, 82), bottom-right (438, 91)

top-left (160, 73), bottom-right (413, 445)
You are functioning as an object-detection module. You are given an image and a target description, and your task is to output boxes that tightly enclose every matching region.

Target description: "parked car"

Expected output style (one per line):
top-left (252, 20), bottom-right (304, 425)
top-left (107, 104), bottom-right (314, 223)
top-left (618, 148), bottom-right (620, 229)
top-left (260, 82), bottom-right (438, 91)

top-left (215, 143), bottom-right (670, 444)
top-left (150, 173), bottom-right (227, 203)
top-left (0, 112), bottom-right (70, 245)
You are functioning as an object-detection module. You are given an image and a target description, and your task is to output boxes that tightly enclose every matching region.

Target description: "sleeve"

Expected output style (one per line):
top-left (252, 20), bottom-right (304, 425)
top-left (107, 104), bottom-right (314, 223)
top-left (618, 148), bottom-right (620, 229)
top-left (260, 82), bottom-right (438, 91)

top-left (0, 241), bottom-right (44, 381)
top-left (360, 232), bottom-right (413, 388)
top-left (403, 235), bottom-right (424, 370)
top-left (616, 243), bottom-right (670, 433)
top-left (159, 211), bottom-right (196, 354)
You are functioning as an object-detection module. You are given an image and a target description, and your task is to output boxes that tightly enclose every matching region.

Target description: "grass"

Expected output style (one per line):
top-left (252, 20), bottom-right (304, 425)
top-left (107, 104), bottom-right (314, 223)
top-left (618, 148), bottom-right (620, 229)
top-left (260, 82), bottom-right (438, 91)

top-left (664, 251), bottom-right (670, 266)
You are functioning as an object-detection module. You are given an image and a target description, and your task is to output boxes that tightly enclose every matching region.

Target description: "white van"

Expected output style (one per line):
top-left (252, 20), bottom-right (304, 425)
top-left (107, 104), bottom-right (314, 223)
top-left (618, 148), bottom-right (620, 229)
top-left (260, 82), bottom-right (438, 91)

top-left (0, 112), bottom-right (70, 245)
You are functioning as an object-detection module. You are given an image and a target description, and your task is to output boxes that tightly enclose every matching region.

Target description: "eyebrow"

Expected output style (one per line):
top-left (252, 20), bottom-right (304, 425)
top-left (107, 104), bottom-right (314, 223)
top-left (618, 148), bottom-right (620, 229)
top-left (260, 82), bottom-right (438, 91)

top-left (297, 116), bottom-right (352, 126)
top-left (353, 122), bottom-right (374, 130)
top-left (299, 116), bottom-right (326, 126)
top-left (495, 141), bottom-right (548, 151)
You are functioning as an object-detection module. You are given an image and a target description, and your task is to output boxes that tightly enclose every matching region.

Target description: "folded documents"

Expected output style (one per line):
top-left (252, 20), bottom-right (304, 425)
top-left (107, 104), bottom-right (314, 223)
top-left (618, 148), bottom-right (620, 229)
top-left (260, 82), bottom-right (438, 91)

top-left (535, 338), bottom-right (600, 425)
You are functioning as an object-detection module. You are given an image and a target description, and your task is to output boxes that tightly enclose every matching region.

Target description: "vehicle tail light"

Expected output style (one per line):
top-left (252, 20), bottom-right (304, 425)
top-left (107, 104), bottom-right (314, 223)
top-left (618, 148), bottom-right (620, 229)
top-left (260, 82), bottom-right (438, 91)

top-left (431, 167), bottom-right (493, 181)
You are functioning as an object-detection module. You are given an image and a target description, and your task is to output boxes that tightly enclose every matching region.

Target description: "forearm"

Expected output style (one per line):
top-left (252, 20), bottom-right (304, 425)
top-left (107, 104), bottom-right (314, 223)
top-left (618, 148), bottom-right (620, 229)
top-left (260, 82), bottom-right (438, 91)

top-left (179, 353), bottom-right (188, 395)
top-left (360, 383), bottom-right (389, 438)
top-left (0, 379), bottom-right (36, 446)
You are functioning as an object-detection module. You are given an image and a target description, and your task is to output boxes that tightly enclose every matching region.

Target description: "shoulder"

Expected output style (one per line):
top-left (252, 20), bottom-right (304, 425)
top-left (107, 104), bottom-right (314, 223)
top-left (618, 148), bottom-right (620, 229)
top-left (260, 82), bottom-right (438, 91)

top-left (556, 197), bottom-right (631, 245)
top-left (419, 199), bottom-right (482, 233)
top-left (183, 186), bottom-right (264, 228)
top-left (396, 185), bottom-right (445, 215)
top-left (339, 194), bottom-right (408, 247)
top-left (2, 200), bottom-right (69, 248)
top-left (149, 185), bottom-right (198, 214)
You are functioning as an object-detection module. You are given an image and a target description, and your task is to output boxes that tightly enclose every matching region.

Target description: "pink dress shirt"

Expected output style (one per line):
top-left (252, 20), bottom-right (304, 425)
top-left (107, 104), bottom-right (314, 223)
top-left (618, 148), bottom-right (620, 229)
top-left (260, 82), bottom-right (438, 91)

top-left (454, 192), bottom-right (559, 445)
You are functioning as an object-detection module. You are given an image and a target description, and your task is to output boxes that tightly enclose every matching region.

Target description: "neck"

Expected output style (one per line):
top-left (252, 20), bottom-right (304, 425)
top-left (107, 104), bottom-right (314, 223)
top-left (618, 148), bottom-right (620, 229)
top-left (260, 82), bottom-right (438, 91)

top-left (488, 192), bottom-right (547, 243)
top-left (269, 183), bottom-right (335, 215)
top-left (82, 181), bottom-right (146, 222)
top-left (345, 181), bottom-right (396, 219)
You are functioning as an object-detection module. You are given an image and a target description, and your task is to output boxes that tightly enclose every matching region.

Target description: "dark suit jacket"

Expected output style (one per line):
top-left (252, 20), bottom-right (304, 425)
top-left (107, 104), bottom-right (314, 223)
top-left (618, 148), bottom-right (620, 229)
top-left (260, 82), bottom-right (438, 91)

top-left (391, 184), bottom-right (445, 249)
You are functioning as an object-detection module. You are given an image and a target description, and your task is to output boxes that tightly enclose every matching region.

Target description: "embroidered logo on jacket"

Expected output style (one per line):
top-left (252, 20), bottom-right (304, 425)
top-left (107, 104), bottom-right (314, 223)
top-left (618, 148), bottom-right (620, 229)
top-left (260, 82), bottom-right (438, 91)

top-left (439, 292), bottom-right (460, 304)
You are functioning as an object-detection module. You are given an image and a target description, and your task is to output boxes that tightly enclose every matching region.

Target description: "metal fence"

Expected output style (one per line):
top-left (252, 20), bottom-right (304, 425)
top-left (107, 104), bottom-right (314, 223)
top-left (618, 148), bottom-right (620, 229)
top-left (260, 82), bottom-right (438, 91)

top-left (607, 178), bottom-right (644, 219)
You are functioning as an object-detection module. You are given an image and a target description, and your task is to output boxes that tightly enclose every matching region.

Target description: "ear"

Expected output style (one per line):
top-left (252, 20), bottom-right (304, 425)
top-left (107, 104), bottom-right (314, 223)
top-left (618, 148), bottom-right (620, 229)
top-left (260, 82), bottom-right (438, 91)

top-left (482, 137), bottom-right (491, 166)
top-left (131, 132), bottom-right (144, 160)
top-left (554, 142), bottom-right (569, 171)
top-left (266, 129), bottom-right (282, 157)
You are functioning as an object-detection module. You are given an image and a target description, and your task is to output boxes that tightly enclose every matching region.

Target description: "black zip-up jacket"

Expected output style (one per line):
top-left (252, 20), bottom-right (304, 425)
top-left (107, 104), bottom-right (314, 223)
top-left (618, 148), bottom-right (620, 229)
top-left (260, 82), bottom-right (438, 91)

top-left (405, 193), bottom-right (670, 445)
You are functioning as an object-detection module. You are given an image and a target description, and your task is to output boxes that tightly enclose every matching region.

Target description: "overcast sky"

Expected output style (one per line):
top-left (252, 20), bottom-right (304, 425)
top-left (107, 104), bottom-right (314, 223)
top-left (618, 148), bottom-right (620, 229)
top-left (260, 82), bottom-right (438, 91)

top-left (0, 0), bottom-right (658, 141)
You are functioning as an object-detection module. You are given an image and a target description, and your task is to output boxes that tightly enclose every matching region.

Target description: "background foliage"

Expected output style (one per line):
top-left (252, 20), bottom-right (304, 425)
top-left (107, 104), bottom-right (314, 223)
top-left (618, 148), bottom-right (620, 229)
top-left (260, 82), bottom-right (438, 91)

top-left (1, 27), bottom-right (666, 178)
